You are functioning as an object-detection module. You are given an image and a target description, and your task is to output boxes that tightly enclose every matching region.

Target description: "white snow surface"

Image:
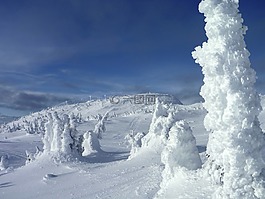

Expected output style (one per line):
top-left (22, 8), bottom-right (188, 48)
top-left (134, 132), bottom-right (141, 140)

top-left (0, 96), bottom-right (263, 198)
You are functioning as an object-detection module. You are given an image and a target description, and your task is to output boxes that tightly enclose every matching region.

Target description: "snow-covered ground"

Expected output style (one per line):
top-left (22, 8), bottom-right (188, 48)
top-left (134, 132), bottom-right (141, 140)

top-left (0, 95), bottom-right (263, 198)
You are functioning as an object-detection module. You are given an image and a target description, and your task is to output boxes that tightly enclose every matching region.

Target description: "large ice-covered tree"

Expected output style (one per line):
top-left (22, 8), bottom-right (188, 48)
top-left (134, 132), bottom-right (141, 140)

top-left (192, 0), bottom-right (265, 198)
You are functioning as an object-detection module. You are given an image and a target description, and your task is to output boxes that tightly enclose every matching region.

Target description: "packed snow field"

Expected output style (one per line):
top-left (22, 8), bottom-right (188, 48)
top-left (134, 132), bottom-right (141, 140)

top-left (0, 95), bottom-right (264, 198)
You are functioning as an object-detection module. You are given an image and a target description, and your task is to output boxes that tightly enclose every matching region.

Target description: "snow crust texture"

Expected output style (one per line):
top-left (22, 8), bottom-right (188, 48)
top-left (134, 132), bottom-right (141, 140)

top-left (192, 0), bottom-right (265, 198)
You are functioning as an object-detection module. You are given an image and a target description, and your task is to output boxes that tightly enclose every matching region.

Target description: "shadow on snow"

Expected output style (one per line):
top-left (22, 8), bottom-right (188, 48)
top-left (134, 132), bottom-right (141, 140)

top-left (80, 151), bottom-right (130, 164)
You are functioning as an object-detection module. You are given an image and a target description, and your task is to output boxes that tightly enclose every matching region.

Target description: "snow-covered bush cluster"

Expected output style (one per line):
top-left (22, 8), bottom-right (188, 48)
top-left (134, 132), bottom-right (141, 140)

top-left (129, 99), bottom-right (201, 196)
top-left (25, 147), bottom-right (41, 165)
top-left (131, 100), bottom-right (200, 164)
top-left (192, 0), bottom-right (265, 198)
top-left (24, 118), bottom-right (46, 135)
top-left (0, 116), bottom-right (47, 135)
top-left (42, 112), bottom-right (83, 159)
top-left (42, 111), bottom-right (104, 160)
top-left (78, 112), bottom-right (108, 156)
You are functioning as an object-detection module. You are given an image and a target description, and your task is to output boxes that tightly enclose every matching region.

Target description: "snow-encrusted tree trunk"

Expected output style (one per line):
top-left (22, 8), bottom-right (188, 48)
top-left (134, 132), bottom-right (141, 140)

top-left (192, 0), bottom-right (265, 198)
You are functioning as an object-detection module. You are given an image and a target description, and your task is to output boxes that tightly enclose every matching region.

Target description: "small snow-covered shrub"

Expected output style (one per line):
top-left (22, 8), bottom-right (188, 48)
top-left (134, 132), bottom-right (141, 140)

top-left (25, 150), bottom-right (34, 165)
top-left (94, 112), bottom-right (108, 139)
top-left (0, 155), bottom-right (9, 170)
top-left (25, 147), bottom-right (42, 165)
top-left (82, 131), bottom-right (101, 156)
top-left (125, 131), bottom-right (146, 159)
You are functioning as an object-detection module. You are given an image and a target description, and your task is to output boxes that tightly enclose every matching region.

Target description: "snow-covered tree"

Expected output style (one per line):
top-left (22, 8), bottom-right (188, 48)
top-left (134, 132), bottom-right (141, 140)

top-left (162, 120), bottom-right (202, 171)
top-left (50, 112), bottom-right (63, 152)
top-left (141, 100), bottom-right (178, 153)
top-left (43, 113), bottom-right (53, 152)
top-left (157, 120), bottom-right (201, 197)
top-left (192, 0), bottom-right (265, 198)
top-left (94, 113), bottom-right (107, 139)
top-left (82, 131), bottom-right (101, 156)
top-left (69, 114), bottom-right (83, 155)
top-left (61, 114), bottom-right (73, 154)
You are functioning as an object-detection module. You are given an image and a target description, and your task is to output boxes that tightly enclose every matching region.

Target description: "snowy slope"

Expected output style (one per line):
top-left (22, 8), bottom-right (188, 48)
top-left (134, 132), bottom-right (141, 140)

top-left (3, 94), bottom-right (262, 198)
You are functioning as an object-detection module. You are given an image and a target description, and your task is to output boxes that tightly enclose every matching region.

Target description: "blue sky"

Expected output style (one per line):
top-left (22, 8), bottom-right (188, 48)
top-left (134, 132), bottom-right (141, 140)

top-left (0, 0), bottom-right (265, 116)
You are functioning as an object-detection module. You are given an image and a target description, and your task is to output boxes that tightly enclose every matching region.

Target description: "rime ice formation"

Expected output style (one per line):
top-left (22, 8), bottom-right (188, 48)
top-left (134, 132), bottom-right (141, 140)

top-left (192, 0), bottom-right (265, 198)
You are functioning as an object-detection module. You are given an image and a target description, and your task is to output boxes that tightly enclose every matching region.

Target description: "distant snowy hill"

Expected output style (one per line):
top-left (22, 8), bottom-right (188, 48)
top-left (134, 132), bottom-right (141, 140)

top-left (0, 94), bottom-right (263, 198)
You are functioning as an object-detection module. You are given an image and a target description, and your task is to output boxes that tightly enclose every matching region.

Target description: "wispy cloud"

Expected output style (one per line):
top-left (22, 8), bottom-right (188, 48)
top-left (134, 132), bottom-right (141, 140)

top-left (0, 85), bottom-right (70, 111)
